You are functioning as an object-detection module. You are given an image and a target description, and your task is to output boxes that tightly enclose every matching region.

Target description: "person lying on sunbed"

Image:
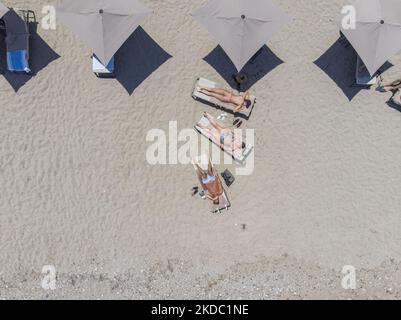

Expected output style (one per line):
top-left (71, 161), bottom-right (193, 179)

top-left (198, 112), bottom-right (246, 152)
top-left (378, 77), bottom-right (401, 93)
top-left (197, 86), bottom-right (251, 113)
top-left (193, 157), bottom-right (224, 205)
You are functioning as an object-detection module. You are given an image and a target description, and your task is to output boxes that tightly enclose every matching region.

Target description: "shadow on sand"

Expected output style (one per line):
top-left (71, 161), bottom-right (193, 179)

top-left (203, 45), bottom-right (283, 92)
top-left (0, 10), bottom-right (60, 92)
top-left (115, 26), bottom-right (172, 95)
top-left (314, 36), bottom-right (392, 101)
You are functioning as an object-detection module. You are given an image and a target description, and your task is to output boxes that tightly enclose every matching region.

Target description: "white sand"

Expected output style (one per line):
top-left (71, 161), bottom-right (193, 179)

top-left (2, 0), bottom-right (401, 299)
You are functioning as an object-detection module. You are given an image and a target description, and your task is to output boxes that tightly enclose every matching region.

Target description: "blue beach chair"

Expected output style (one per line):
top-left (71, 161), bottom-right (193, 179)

top-left (7, 48), bottom-right (30, 73)
top-left (2, 9), bottom-right (31, 74)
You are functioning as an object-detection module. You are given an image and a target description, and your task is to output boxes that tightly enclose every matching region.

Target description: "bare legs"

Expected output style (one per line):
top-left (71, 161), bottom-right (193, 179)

top-left (197, 112), bottom-right (243, 150)
top-left (192, 157), bottom-right (222, 202)
top-left (198, 112), bottom-right (230, 148)
top-left (199, 87), bottom-right (233, 103)
top-left (198, 86), bottom-right (251, 113)
top-left (203, 112), bottom-right (226, 131)
top-left (193, 157), bottom-right (214, 179)
top-left (381, 78), bottom-right (401, 92)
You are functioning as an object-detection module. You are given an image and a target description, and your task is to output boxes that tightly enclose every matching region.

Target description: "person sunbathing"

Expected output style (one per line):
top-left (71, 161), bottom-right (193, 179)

top-left (378, 77), bottom-right (401, 93)
top-left (193, 157), bottom-right (223, 204)
top-left (197, 112), bottom-right (246, 152)
top-left (197, 86), bottom-right (251, 113)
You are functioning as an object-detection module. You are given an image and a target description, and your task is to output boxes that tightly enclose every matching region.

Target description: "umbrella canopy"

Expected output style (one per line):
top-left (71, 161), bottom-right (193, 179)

top-left (192, 0), bottom-right (291, 72)
top-left (2, 10), bottom-right (30, 51)
top-left (0, 1), bottom-right (9, 18)
top-left (57, 0), bottom-right (152, 65)
top-left (340, 0), bottom-right (401, 76)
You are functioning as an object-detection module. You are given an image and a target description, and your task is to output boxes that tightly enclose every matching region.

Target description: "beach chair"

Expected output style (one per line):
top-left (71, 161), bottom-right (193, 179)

top-left (195, 114), bottom-right (253, 163)
top-left (192, 77), bottom-right (256, 121)
top-left (3, 9), bottom-right (31, 74)
top-left (387, 90), bottom-right (401, 110)
top-left (92, 54), bottom-right (115, 78)
top-left (192, 155), bottom-right (231, 214)
top-left (355, 56), bottom-right (376, 87)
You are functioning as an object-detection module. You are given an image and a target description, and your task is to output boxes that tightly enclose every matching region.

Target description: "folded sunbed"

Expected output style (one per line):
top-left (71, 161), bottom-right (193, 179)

top-left (355, 56), bottom-right (376, 87)
top-left (3, 10), bottom-right (31, 73)
top-left (195, 114), bottom-right (253, 163)
top-left (192, 77), bottom-right (256, 120)
top-left (192, 155), bottom-right (230, 213)
top-left (93, 54), bottom-right (115, 78)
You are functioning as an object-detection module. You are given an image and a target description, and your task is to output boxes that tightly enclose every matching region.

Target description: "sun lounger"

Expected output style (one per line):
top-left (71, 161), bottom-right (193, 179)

top-left (3, 10), bottom-right (31, 73)
top-left (192, 77), bottom-right (256, 120)
top-left (192, 155), bottom-right (231, 213)
top-left (195, 114), bottom-right (253, 163)
top-left (93, 54), bottom-right (115, 78)
top-left (355, 56), bottom-right (376, 86)
top-left (387, 90), bottom-right (401, 109)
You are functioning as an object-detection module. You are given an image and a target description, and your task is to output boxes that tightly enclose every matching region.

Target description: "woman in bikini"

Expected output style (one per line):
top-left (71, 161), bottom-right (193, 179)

top-left (198, 86), bottom-right (251, 113)
top-left (197, 112), bottom-right (246, 152)
top-left (193, 157), bottom-right (224, 205)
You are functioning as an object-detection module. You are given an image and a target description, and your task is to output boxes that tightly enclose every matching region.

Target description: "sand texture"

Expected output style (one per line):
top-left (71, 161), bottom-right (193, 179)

top-left (2, 0), bottom-right (401, 299)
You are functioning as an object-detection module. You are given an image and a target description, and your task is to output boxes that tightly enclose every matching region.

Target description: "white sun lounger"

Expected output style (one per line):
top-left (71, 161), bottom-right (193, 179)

top-left (192, 155), bottom-right (230, 213)
top-left (195, 114), bottom-right (253, 163)
top-left (93, 54), bottom-right (115, 78)
top-left (192, 77), bottom-right (256, 120)
top-left (355, 56), bottom-right (377, 86)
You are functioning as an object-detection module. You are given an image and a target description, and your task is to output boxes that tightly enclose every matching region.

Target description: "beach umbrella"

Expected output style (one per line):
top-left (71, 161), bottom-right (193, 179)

top-left (340, 0), bottom-right (401, 76)
top-left (0, 2), bottom-right (9, 18)
top-left (57, 0), bottom-right (152, 65)
top-left (192, 0), bottom-right (291, 72)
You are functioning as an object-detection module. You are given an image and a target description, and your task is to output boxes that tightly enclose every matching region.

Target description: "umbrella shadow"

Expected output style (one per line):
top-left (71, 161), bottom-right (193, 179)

top-left (115, 27), bottom-right (172, 95)
top-left (0, 11), bottom-right (60, 92)
top-left (203, 45), bottom-right (284, 92)
top-left (314, 36), bottom-right (393, 101)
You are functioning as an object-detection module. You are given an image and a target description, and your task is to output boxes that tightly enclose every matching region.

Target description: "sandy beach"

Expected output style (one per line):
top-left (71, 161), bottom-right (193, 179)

top-left (2, 0), bottom-right (401, 299)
